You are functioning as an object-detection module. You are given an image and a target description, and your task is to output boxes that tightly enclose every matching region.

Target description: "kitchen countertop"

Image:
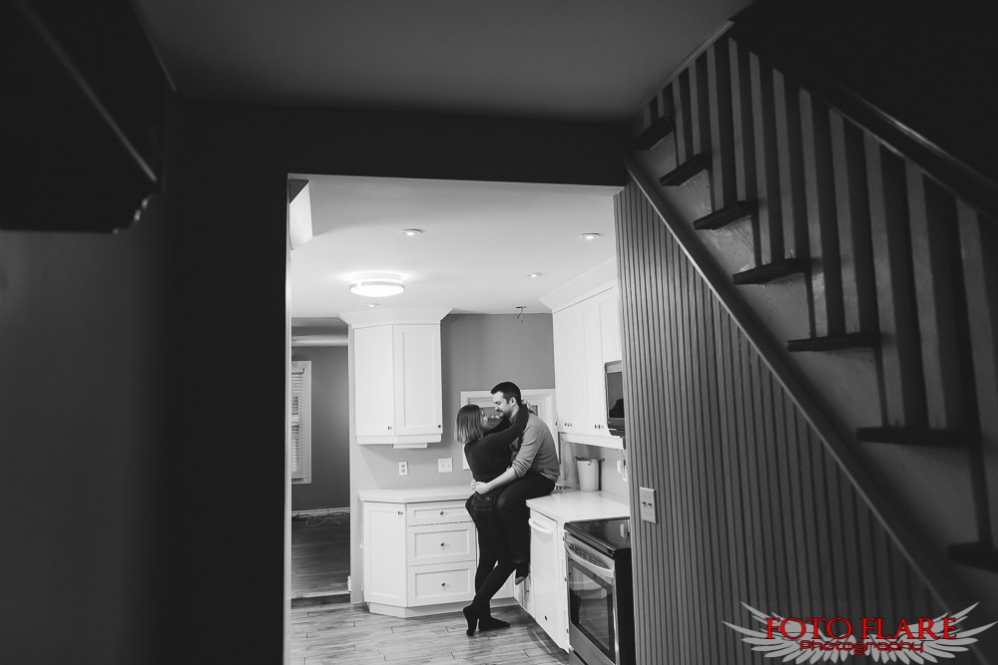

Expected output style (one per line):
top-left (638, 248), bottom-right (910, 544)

top-left (358, 484), bottom-right (472, 504)
top-left (527, 489), bottom-right (630, 523)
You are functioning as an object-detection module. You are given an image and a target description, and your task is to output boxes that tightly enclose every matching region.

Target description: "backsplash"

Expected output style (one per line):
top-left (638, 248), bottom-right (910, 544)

top-left (560, 439), bottom-right (629, 500)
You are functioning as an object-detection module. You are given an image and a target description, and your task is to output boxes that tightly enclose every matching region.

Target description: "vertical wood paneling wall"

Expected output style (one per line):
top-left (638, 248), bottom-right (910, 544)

top-left (615, 181), bottom-right (978, 663)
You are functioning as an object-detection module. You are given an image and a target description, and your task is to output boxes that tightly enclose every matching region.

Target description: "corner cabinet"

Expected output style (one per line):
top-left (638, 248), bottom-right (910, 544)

top-left (551, 285), bottom-right (624, 449)
top-left (341, 308), bottom-right (450, 447)
top-left (359, 487), bottom-right (517, 618)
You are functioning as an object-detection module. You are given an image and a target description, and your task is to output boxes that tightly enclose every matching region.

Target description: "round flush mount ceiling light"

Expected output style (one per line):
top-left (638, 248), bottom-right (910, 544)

top-left (528, 272), bottom-right (543, 278)
top-left (580, 232), bottom-right (602, 241)
top-left (400, 228), bottom-right (424, 237)
top-left (350, 278), bottom-right (405, 298)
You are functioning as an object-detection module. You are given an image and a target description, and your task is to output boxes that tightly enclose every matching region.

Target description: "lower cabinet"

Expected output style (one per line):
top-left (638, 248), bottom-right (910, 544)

top-left (363, 498), bottom-right (478, 617)
top-left (524, 509), bottom-right (570, 651)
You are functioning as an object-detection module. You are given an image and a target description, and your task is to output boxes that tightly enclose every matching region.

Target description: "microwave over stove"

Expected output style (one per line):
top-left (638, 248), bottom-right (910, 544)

top-left (604, 361), bottom-right (624, 437)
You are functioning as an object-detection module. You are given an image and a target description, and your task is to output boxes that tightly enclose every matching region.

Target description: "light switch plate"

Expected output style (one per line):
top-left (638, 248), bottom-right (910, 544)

top-left (638, 486), bottom-right (657, 523)
top-left (398, 461), bottom-right (408, 476)
top-left (438, 458), bottom-right (453, 473)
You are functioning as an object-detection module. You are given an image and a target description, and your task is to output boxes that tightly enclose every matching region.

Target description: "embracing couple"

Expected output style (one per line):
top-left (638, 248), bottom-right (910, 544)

top-left (456, 381), bottom-right (560, 636)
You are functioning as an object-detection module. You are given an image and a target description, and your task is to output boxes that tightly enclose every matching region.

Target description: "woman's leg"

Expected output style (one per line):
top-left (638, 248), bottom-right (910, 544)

top-left (470, 510), bottom-right (515, 630)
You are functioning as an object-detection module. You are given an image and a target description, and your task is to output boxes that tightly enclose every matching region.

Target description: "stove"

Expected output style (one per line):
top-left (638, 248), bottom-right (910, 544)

top-left (564, 517), bottom-right (634, 665)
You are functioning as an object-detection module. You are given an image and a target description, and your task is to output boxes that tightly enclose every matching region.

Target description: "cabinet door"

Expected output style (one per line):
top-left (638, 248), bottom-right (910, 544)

top-left (363, 503), bottom-right (407, 606)
top-left (582, 299), bottom-right (605, 434)
top-left (600, 287), bottom-right (622, 364)
top-left (565, 305), bottom-right (588, 434)
top-left (354, 326), bottom-right (396, 437)
top-left (393, 324), bottom-right (443, 436)
top-left (551, 311), bottom-right (574, 434)
top-left (529, 511), bottom-right (569, 650)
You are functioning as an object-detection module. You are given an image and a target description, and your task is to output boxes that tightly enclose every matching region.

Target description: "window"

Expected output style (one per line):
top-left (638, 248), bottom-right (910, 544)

top-left (290, 361), bottom-right (312, 484)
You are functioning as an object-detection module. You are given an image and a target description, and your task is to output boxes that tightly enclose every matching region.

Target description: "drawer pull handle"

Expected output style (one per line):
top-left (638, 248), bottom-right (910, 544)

top-left (528, 518), bottom-right (553, 536)
top-left (440, 582), bottom-right (446, 587)
top-left (440, 542), bottom-right (445, 547)
top-left (440, 511), bottom-right (444, 515)
top-left (397, 511), bottom-right (403, 516)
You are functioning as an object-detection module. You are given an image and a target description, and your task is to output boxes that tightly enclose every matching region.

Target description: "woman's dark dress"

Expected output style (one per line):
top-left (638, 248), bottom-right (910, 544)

top-left (463, 407), bottom-right (530, 619)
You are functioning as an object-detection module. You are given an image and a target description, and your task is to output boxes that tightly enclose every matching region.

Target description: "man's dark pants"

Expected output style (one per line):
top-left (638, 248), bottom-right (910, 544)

top-left (495, 471), bottom-right (556, 566)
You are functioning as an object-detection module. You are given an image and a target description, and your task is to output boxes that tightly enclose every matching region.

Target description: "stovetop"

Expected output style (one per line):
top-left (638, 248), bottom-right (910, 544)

top-left (564, 517), bottom-right (631, 558)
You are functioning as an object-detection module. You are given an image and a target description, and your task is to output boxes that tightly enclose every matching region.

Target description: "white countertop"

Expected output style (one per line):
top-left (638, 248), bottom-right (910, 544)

top-left (358, 485), bottom-right (631, 523)
top-left (527, 489), bottom-right (630, 523)
top-left (358, 484), bottom-right (472, 504)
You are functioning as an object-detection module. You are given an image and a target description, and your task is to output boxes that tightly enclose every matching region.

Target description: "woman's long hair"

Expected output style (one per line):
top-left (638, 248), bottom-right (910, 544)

top-left (456, 404), bottom-right (484, 445)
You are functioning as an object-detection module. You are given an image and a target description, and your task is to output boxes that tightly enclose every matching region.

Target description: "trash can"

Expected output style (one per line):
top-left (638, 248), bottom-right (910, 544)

top-left (576, 457), bottom-right (602, 491)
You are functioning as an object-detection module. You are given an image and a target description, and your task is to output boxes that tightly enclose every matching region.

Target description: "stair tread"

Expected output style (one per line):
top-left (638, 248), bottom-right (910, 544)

top-left (659, 153), bottom-right (711, 187)
top-left (632, 117), bottom-right (675, 150)
top-left (787, 332), bottom-right (879, 352)
top-left (732, 258), bottom-right (809, 285)
top-left (693, 201), bottom-right (757, 231)
top-left (856, 426), bottom-right (965, 447)
top-left (949, 542), bottom-right (998, 573)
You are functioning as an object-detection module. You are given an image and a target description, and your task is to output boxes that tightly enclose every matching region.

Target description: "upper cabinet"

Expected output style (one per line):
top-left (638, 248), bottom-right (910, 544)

top-left (542, 258), bottom-right (624, 450)
top-left (341, 308), bottom-right (450, 447)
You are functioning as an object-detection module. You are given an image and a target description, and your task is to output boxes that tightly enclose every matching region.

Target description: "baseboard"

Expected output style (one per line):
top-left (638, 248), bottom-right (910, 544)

top-left (291, 506), bottom-right (350, 518)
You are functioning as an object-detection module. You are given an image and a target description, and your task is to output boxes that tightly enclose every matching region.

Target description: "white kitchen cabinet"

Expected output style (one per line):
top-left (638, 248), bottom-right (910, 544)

top-left (342, 308), bottom-right (449, 446)
top-left (362, 497), bottom-right (478, 617)
top-left (551, 285), bottom-right (624, 449)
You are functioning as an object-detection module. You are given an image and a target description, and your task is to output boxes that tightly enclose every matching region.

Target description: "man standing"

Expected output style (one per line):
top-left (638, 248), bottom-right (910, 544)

top-left (471, 381), bottom-right (559, 583)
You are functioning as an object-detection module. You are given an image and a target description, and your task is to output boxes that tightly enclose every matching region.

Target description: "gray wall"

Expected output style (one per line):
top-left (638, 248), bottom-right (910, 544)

top-left (348, 312), bottom-right (556, 600)
top-left (291, 346), bottom-right (350, 511)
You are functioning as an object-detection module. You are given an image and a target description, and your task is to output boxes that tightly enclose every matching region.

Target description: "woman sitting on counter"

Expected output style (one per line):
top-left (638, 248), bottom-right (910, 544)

top-left (456, 403), bottom-right (530, 635)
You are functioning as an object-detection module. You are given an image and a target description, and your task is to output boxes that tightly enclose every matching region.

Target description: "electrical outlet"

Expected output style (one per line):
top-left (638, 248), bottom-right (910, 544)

top-left (398, 461), bottom-right (408, 476)
top-left (638, 486), bottom-right (657, 523)
top-left (438, 457), bottom-right (452, 473)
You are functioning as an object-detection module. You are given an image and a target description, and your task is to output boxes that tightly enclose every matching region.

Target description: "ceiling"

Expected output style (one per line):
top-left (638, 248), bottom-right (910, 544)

top-left (134, 1), bottom-right (753, 336)
top-left (290, 175), bottom-right (620, 330)
top-left (134, 0), bottom-right (751, 122)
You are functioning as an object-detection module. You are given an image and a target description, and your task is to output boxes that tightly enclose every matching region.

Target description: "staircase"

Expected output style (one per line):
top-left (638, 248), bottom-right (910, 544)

top-left (628, 21), bottom-right (998, 615)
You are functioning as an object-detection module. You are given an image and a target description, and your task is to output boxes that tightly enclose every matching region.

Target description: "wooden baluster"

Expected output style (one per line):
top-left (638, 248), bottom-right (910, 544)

top-left (801, 91), bottom-right (844, 338)
top-left (674, 70), bottom-right (694, 166)
top-left (864, 137), bottom-right (925, 428)
top-left (957, 203), bottom-right (998, 548)
top-left (907, 166), bottom-right (964, 431)
top-left (750, 52), bottom-right (783, 266)
top-left (707, 40), bottom-right (735, 212)
top-left (690, 54), bottom-right (713, 196)
top-left (773, 70), bottom-right (809, 265)
top-left (830, 112), bottom-right (877, 335)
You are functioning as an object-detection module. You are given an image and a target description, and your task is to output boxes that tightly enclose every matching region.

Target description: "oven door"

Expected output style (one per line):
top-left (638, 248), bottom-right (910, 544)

top-left (565, 536), bottom-right (618, 665)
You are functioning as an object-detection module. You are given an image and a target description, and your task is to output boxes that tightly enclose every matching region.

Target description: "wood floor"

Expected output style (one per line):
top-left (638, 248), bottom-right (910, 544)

top-left (291, 512), bottom-right (350, 599)
top-left (290, 602), bottom-right (569, 664)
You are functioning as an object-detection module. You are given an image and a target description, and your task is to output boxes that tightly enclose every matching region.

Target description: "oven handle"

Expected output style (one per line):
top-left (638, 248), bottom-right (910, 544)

top-left (565, 542), bottom-right (614, 576)
top-left (528, 518), bottom-right (553, 536)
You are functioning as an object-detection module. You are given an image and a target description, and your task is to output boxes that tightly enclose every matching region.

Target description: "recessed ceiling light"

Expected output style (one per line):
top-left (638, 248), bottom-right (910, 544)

top-left (367, 303), bottom-right (380, 308)
top-left (400, 228), bottom-right (424, 237)
top-left (580, 232), bottom-right (602, 241)
top-left (350, 278), bottom-right (405, 298)
top-left (528, 273), bottom-right (542, 278)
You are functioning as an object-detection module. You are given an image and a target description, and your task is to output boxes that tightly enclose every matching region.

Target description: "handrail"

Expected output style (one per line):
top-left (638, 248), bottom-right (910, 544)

top-left (725, 22), bottom-right (998, 224)
top-left (624, 156), bottom-right (977, 628)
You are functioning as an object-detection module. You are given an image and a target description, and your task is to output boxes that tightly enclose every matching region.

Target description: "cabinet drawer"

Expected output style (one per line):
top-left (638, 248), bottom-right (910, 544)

top-left (407, 500), bottom-right (471, 525)
top-left (408, 522), bottom-right (475, 564)
top-left (407, 561), bottom-right (475, 606)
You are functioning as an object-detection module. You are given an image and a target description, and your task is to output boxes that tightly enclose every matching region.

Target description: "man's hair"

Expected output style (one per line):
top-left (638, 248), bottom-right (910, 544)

top-left (456, 404), bottom-right (484, 445)
top-left (490, 381), bottom-right (522, 406)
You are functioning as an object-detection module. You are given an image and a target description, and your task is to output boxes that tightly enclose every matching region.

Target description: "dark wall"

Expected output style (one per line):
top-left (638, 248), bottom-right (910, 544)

top-left (290, 346), bottom-right (350, 512)
top-left (162, 99), bottom-right (626, 663)
top-left (0, 204), bottom-right (172, 663)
